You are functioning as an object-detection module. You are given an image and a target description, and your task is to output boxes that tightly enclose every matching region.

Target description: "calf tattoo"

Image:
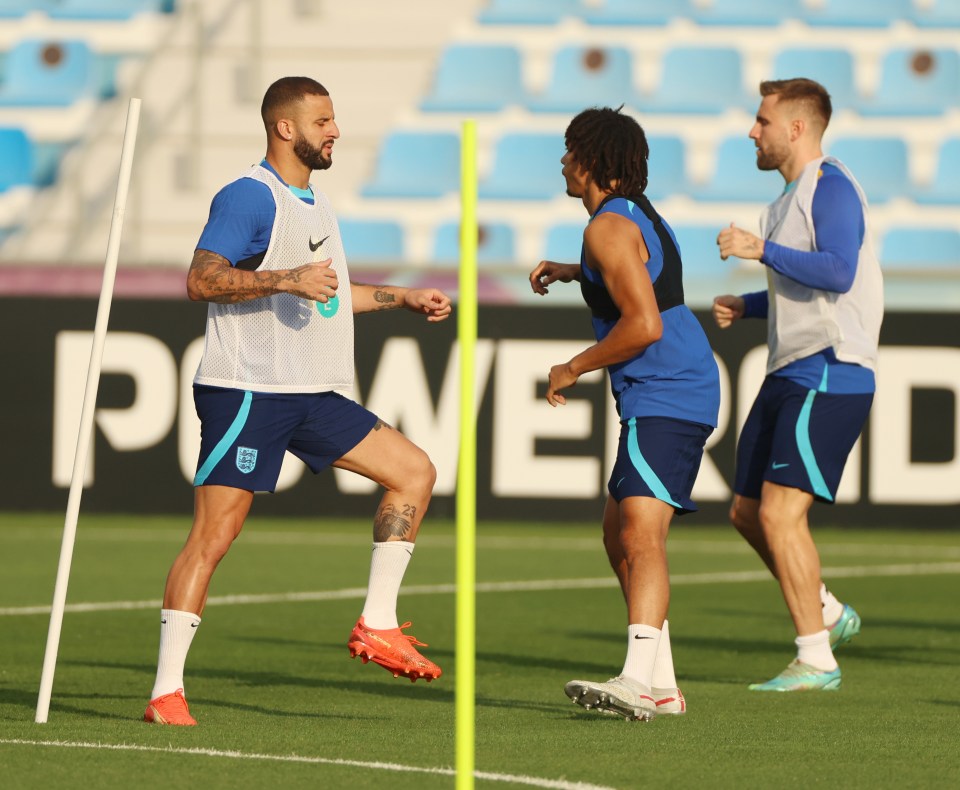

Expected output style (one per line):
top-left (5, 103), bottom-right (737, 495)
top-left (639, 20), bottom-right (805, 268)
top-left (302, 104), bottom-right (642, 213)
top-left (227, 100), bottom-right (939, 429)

top-left (374, 503), bottom-right (417, 541)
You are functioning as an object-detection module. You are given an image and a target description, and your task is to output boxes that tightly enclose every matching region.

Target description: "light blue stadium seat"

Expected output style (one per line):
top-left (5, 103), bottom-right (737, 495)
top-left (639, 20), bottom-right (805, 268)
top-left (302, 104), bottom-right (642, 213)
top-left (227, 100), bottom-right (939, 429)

top-left (671, 225), bottom-right (724, 275)
top-left (0, 127), bottom-right (35, 191)
top-left (478, 132), bottom-right (565, 200)
top-left (692, 0), bottom-right (804, 26)
top-left (46, 0), bottom-right (171, 19)
top-left (361, 131), bottom-right (460, 199)
top-left (543, 222), bottom-right (586, 263)
top-left (0, 39), bottom-right (98, 106)
top-left (641, 47), bottom-right (748, 114)
top-left (827, 137), bottom-right (910, 204)
top-left (421, 44), bottom-right (524, 113)
top-left (804, 0), bottom-right (913, 27)
top-left (859, 49), bottom-right (959, 116)
top-left (880, 227), bottom-right (960, 270)
top-left (913, 138), bottom-right (960, 205)
top-left (527, 45), bottom-right (635, 114)
top-left (338, 219), bottom-right (405, 264)
top-left (645, 135), bottom-right (687, 201)
top-left (0, 1), bottom-right (51, 18)
top-left (583, 0), bottom-right (693, 26)
top-left (771, 48), bottom-right (858, 109)
top-left (692, 136), bottom-right (781, 202)
top-left (912, 0), bottom-right (960, 28)
top-left (431, 221), bottom-right (515, 266)
top-left (478, 0), bottom-right (583, 24)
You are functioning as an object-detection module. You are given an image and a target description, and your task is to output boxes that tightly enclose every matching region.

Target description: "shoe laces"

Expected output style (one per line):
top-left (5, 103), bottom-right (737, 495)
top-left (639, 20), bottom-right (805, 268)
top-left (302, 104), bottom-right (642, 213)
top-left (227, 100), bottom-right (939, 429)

top-left (397, 621), bottom-right (428, 648)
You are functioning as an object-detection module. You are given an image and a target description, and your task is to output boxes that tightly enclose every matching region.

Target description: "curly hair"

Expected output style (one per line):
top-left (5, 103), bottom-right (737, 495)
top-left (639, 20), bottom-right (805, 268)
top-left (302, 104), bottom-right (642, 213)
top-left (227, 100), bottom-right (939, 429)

top-left (564, 105), bottom-right (649, 195)
top-left (261, 76), bottom-right (329, 129)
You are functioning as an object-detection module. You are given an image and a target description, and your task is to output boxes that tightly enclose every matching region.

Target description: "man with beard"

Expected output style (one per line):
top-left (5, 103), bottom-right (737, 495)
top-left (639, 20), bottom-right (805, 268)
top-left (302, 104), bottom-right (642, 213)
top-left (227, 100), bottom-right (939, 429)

top-left (144, 77), bottom-right (451, 725)
top-left (713, 78), bottom-right (883, 691)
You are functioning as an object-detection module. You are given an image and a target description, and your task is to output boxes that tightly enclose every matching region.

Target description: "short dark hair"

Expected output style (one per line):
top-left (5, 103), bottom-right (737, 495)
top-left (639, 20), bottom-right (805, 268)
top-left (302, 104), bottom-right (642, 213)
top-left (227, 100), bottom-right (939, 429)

top-left (759, 78), bottom-right (832, 129)
top-left (261, 76), bottom-right (329, 128)
top-left (564, 106), bottom-right (649, 196)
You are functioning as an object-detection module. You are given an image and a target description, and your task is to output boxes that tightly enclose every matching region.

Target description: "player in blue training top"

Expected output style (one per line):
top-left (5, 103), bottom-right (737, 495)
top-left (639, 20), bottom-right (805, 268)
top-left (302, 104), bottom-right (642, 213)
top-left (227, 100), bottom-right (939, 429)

top-left (713, 78), bottom-right (883, 692)
top-left (530, 106), bottom-right (720, 721)
top-left (143, 76), bottom-right (452, 726)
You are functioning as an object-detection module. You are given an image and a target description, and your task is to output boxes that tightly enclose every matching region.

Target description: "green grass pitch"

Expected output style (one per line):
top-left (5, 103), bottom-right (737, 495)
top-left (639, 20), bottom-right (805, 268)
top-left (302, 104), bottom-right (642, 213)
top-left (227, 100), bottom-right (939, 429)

top-left (1, 512), bottom-right (958, 789)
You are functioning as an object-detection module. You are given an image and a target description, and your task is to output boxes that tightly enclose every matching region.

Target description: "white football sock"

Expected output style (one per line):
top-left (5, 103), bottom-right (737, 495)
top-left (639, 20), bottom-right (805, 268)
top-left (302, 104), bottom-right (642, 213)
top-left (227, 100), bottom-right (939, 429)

top-left (621, 624), bottom-right (661, 688)
top-left (795, 629), bottom-right (837, 671)
top-left (820, 582), bottom-right (844, 627)
top-left (151, 609), bottom-right (201, 700)
top-left (360, 540), bottom-right (414, 630)
top-left (651, 619), bottom-right (678, 690)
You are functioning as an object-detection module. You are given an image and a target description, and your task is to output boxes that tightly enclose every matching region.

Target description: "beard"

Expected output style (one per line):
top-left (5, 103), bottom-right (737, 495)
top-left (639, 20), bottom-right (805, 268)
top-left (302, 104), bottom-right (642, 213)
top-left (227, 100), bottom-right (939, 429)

top-left (755, 143), bottom-right (787, 172)
top-left (294, 135), bottom-right (332, 171)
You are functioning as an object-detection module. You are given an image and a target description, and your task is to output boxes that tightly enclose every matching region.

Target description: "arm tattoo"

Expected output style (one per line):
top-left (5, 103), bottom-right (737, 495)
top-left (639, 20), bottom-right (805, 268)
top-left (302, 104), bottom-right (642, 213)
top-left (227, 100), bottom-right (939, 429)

top-left (190, 250), bottom-right (293, 304)
top-left (372, 419), bottom-right (393, 431)
top-left (372, 288), bottom-right (398, 308)
top-left (373, 503), bottom-right (417, 541)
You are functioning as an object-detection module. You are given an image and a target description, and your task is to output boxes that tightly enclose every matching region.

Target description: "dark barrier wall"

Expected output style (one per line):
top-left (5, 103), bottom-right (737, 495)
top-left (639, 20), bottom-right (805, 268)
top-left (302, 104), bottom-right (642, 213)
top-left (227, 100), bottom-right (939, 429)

top-left (1, 298), bottom-right (957, 526)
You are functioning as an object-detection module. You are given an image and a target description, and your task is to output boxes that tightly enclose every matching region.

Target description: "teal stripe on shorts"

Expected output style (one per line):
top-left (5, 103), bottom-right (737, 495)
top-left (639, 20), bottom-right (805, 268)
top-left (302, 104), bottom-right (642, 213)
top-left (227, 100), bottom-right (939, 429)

top-left (627, 417), bottom-right (681, 509)
top-left (194, 390), bottom-right (253, 486)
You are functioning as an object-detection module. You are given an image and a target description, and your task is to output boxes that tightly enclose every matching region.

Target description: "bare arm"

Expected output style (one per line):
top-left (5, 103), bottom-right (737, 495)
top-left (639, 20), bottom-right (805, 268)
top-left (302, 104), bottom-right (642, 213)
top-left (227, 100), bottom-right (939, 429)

top-left (351, 282), bottom-right (452, 322)
top-left (529, 260), bottom-right (581, 295)
top-left (546, 213), bottom-right (663, 407)
top-left (186, 248), bottom-right (339, 304)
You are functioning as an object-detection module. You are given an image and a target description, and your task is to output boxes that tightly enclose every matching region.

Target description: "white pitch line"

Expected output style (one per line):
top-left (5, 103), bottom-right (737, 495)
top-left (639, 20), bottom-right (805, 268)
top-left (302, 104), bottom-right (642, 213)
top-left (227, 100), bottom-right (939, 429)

top-left (1, 562), bottom-right (959, 618)
top-left (0, 739), bottom-right (616, 790)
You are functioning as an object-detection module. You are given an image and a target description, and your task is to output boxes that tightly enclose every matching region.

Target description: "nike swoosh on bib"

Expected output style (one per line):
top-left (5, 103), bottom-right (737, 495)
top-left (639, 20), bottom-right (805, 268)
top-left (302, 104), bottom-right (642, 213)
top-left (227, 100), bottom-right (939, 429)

top-left (309, 235), bottom-right (330, 252)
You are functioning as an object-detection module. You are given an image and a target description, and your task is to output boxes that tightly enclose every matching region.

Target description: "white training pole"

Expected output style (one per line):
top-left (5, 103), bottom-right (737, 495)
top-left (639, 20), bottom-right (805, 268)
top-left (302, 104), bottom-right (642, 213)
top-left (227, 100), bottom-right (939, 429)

top-left (36, 97), bottom-right (142, 724)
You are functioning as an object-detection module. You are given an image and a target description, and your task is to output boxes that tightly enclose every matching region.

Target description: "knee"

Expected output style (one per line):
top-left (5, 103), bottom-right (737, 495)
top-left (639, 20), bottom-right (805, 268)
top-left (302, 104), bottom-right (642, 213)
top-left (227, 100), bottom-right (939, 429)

top-left (729, 500), bottom-right (759, 538)
top-left (409, 447), bottom-right (437, 495)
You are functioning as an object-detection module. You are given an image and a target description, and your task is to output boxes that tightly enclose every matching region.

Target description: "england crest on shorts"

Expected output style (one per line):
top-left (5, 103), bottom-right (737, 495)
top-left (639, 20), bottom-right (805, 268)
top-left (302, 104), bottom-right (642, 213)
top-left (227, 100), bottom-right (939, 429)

top-left (236, 446), bottom-right (258, 474)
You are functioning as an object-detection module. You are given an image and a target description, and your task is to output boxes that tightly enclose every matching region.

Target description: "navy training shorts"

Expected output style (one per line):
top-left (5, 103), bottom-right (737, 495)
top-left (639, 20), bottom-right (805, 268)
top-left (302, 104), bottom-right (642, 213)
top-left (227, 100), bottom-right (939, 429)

top-left (608, 416), bottom-right (713, 514)
top-left (192, 385), bottom-right (379, 492)
top-left (734, 375), bottom-right (873, 503)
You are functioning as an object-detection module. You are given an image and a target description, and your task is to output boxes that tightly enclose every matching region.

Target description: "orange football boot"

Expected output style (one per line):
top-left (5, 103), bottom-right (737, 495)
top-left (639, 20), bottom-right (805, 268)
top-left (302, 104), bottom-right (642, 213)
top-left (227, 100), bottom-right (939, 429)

top-left (348, 617), bottom-right (442, 682)
top-left (143, 688), bottom-right (197, 725)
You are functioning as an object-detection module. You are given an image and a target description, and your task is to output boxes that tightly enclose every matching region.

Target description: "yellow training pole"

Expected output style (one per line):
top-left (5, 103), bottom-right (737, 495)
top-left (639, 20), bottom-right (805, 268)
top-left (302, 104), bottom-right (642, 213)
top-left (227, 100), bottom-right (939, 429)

top-left (456, 119), bottom-right (478, 790)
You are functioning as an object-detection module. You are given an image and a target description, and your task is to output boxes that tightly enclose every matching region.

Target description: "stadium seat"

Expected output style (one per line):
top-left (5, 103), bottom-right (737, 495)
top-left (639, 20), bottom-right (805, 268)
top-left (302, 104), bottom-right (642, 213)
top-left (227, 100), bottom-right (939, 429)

top-left (543, 222), bottom-right (586, 263)
top-left (692, 136), bottom-right (781, 202)
top-left (827, 137), bottom-right (910, 204)
top-left (671, 225), bottom-right (724, 275)
top-left (0, 127), bottom-right (35, 191)
top-left (0, 39), bottom-right (98, 106)
top-left (880, 227), bottom-right (960, 270)
top-left (912, 0), bottom-right (960, 28)
top-left (0, 1), bottom-right (51, 17)
top-left (858, 48), bottom-right (959, 116)
top-left (420, 44), bottom-right (524, 112)
top-left (338, 219), bottom-right (405, 264)
top-left (478, 132), bottom-right (565, 200)
top-left (583, 0), bottom-right (694, 26)
top-left (645, 135), bottom-right (688, 201)
top-left (478, 0), bottom-right (583, 24)
top-left (526, 45), bottom-right (635, 114)
top-left (771, 48), bottom-right (858, 109)
top-left (431, 221), bottom-right (515, 265)
top-left (913, 138), bottom-right (960, 205)
top-left (692, 0), bottom-right (804, 26)
top-left (803, 0), bottom-right (913, 27)
top-left (46, 0), bottom-right (171, 19)
top-left (640, 47), bottom-right (748, 114)
top-left (361, 131), bottom-right (460, 198)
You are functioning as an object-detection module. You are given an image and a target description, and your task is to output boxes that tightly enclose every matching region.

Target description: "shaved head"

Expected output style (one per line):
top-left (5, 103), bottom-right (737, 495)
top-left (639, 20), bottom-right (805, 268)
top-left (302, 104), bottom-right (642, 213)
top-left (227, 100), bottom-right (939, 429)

top-left (261, 76), bottom-right (329, 131)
